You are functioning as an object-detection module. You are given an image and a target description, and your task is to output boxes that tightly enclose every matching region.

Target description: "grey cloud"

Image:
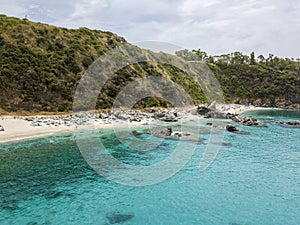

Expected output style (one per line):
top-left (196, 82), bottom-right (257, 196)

top-left (0, 0), bottom-right (298, 57)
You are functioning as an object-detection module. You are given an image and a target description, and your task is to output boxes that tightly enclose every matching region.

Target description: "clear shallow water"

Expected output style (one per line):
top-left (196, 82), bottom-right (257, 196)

top-left (0, 110), bottom-right (299, 225)
top-left (242, 109), bottom-right (300, 121)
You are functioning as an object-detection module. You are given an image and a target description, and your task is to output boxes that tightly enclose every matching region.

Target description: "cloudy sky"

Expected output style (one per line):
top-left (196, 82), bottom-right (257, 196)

top-left (0, 0), bottom-right (299, 57)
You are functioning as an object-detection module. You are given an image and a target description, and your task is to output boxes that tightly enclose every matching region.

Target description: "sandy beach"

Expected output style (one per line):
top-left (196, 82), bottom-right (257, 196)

top-left (0, 116), bottom-right (153, 143)
top-left (0, 104), bottom-right (268, 143)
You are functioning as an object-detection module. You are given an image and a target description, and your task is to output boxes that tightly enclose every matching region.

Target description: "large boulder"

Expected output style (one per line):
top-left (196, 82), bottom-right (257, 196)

top-left (160, 127), bottom-right (173, 137)
top-left (197, 106), bottom-right (210, 115)
top-left (226, 124), bottom-right (250, 135)
top-left (226, 125), bottom-right (239, 132)
top-left (162, 115), bottom-right (178, 122)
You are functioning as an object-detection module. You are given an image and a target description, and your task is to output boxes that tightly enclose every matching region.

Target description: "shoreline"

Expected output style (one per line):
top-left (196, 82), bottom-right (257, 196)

top-left (0, 104), bottom-right (296, 144)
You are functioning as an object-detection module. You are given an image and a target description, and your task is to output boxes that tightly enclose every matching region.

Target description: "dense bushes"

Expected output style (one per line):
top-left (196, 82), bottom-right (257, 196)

top-left (0, 14), bottom-right (299, 113)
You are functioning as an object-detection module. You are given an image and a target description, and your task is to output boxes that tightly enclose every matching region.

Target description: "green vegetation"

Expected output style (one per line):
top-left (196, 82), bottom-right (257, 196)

top-left (0, 15), bottom-right (299, 113)
top-left (0, 15), bottom-right (125, 112)
top-left (176, 49), bottom-right (300, 107)
top-left (0, 15), bottom-right (206, 113)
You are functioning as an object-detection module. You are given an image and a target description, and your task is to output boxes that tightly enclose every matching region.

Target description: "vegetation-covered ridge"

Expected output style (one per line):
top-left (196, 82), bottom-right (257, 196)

top-left (0, 14), bottom-right (299, 113)
top-left (0, 14), bottom-right (205, 113)
top-left (176, 49), bottom-right (300, 107)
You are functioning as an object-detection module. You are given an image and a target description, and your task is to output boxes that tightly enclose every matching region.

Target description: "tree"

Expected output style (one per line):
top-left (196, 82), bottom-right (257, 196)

top-left (216, 54), bottom-right (231, 64)
top-left (250, 52), bottom-right (255, 65)
top-left (296, 58), bottom-right (300, 74)
top-left (257, 55), bottom-right (265, 63)
top-left (229, 52), bottom-right (249, 65)
top-left (175, 49), bottom-right (190, 60)
top-left (266, 54), bottom-right (274, 66)
top-left (192, 49), bottom-right (208, 62)
top-left (207, 55), bottom-right (215, 64)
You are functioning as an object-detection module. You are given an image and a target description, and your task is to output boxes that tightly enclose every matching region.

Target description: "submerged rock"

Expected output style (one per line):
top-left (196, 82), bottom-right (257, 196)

top-left (106, 212), bottom-right (134, 224)
top-left (0, 199), bottom-right (19, 211)
top-left (131, 130), bottom-right (143, 136)
top-left (212, 142), bottom-right (233, 147)
top-left (26, 222), bottom-right (39, 225)
top-left (151, 127), bottom-right (202, 142)
top-left (275, 120), bottom-right (300, 128)
top-left (173, 132), bottom-right (191, 138)
top-left (160, 127), bottom-right (173, 137)
top-left (44, 190), bottom-right (65, 200)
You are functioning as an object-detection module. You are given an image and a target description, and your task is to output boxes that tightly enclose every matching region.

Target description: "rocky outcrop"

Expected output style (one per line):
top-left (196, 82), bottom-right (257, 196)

top-left (197, 106), bottom-right (210, 115)
top-left (226, 124), bottom-right (250, 135)
top-left (131, 130), bottom-right (143, 136)
top-left (154, 110), bottom-right (180, 122)
top-left (226, 125), bottom-right (239, 132)
top-left (228, 114), bottom-right (263, 126)
top-left (160, 127), bottom-right (173, 137)
top-left (212, 142), bottom-right (232, 147)
top-left (197, 104), bottom-right (229, 119)
top-left (150, 127), bottom-right (201, 142)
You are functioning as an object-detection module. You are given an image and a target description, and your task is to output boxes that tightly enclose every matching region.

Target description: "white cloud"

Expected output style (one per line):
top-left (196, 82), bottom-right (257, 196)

top-left (71, 0), bottom-right (109, 19)
top-left (0, 0), bottom-right (299, 57)
top-left (181, 0), bottom-right (221, 16)
top-left (0, 0), bottom-right (28, 17)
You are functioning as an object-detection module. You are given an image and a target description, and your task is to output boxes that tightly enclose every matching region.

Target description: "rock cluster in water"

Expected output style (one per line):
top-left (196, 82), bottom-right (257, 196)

top-left (274, 120), bottom-right (300, 128)
top-left (228, 114), bottom-right (263, 126)
top-left (225, 124), bottom-right (250, 135)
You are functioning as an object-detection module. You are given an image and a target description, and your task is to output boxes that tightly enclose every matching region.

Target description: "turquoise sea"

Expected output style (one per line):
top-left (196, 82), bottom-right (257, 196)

top-left (0, 110), bottom-right (299, 225)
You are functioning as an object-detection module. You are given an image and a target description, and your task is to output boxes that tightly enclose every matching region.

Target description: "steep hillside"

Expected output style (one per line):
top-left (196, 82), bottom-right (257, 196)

top-left (0, 15), bottom-right (299, 114)
top-left (177, 49), bottom-right (300, 108)
top-left (210, 63), bottom-right (299, 107)
top-left (0, 15), bottom-right (205, 113)
top-left (0, 14), bottom-right (126, 112)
